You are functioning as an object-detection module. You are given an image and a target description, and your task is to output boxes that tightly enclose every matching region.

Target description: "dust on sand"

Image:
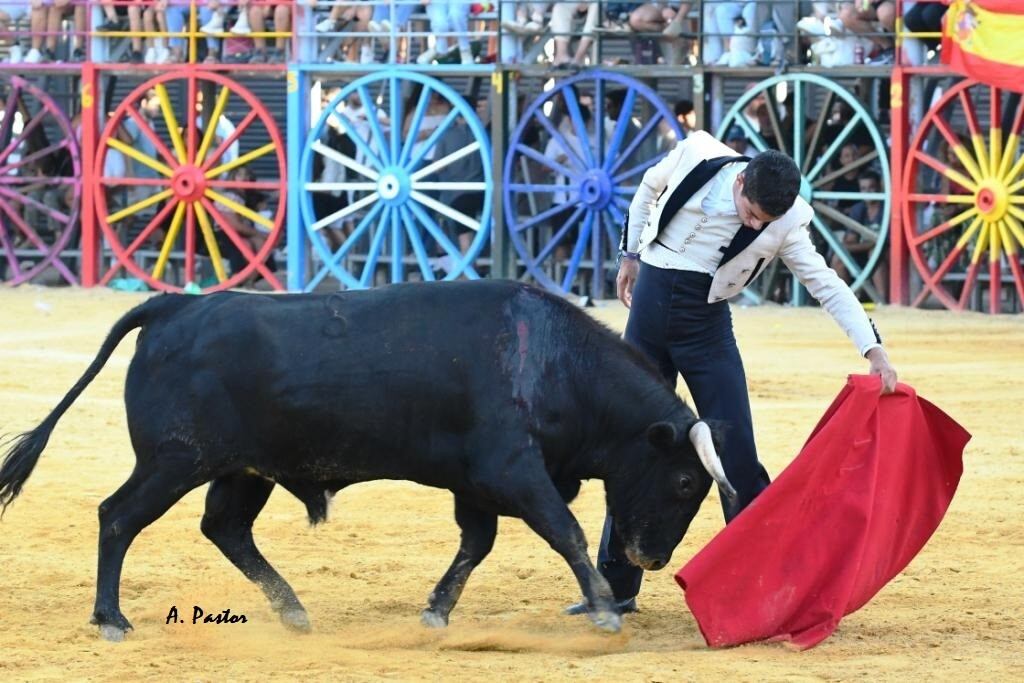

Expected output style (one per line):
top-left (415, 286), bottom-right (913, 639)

top-left (0, 287), bottom-right (1021, 681)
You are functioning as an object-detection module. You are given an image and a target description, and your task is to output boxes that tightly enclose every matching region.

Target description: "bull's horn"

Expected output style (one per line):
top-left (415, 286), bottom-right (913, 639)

top-left (689, 421), bottom-right (738, 500)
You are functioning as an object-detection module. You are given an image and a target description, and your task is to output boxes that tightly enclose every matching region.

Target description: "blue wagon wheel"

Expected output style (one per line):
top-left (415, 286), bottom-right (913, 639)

top-left (717, 73), bottom-right (891, 304)
top-left (503, 70), bottom-right (682, 298)
top-left (300, 71), bottom-right (492, 290)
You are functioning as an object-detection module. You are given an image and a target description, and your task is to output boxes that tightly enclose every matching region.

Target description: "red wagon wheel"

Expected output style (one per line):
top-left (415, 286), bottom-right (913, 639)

top-left (903, 80), bottom-right (1024, 313)
top-left (0, 76), bottom-right (81, 285)
top-left (95, 71), bottom-right (286, 292)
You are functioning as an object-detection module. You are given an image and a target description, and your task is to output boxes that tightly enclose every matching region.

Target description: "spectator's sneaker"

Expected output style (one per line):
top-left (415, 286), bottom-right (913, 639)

top-left (435, 48), bottom-right (461, 64)
top-left (42, 49), bottom-right (56, 63)
top-left (368, 19), bottom-right (390, 33)
top-left (249, 50), bottom-right (267, 64)
top-left (867, 48), bottom-right (895, 65)
top-left (200, 13), bottom-right (224, 34)
top-left (7, 45), bottom-right (23, 64)
top-left (267, 47), bottom-right (284, 62)
top-left (224, 51), bottom-right (250, 64)
top-left (415, 48), bottom-right (437, 64)
top-left (155, 47), bottom-right (171, 64)
top-left (359, 44), bottom-right (375, 63)
top-left (459, 48), bottom-right (474, 64)
top-left (128, 50), bottom-right (144, 64)
top-left (24, 48), bottom-right (41, 63)
top-left (230, 14), bottom-right (251, 35)
top-left (71, 48), bottom-right (85, 62)
top-left (144, 46), bottom-right (157, 64)
top-left (522, 20), bottom-right (543, 34)
top-left (315, 18), bottom-right (339, 33)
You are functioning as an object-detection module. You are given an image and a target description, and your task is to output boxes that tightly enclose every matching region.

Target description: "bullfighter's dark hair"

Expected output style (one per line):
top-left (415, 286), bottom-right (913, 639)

top-left (743, 149), bottom-right (801, 219)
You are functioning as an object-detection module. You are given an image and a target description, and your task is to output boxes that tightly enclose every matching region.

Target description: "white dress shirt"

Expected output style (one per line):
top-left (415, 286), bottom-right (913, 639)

top-left (641, 163), bottom-right (747, 275)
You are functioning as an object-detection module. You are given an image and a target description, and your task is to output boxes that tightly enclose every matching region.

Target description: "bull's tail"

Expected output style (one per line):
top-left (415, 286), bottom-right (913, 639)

top-left (0, 294), bottom-right (195, 515)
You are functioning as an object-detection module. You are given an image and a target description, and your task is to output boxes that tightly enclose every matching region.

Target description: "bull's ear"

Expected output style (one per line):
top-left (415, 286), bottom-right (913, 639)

top-left (646, 421), bottom-right (678, 451)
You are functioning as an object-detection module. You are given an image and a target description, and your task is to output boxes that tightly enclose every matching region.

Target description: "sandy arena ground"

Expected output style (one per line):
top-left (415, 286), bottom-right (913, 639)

top-left (0, 286), bottom-right (1021, 681)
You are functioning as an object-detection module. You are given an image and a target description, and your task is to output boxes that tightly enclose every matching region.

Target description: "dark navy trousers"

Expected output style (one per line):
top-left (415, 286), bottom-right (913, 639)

top-left (598, 262), bottom-right (771, 601)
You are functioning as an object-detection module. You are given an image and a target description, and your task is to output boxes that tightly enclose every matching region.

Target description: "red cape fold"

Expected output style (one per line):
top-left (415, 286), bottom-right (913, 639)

top-left (676, 375), bottom-right (970, 650)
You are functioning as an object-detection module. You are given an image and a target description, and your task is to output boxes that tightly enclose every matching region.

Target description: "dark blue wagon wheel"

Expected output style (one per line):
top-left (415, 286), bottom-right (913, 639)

top-left (503, 71), bottom-right (683, 298)
top-left (300, 71), bottom-right (493, 290)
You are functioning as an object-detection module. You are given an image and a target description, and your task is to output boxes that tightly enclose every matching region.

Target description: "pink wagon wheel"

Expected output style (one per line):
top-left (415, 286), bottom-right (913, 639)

top-left (903, 80), bottom-right (1024, 313)
top-left (0, 76), bottom-right (81, 286)
top-left (95, 71), bottom-right (286, 293)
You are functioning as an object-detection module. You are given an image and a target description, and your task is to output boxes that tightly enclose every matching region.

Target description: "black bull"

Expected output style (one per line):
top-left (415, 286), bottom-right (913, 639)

top-left (0, 280), bottom-right (735, 640)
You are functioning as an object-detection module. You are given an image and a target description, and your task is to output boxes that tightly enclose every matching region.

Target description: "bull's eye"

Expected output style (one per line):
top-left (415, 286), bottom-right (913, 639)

top-left (677, 474), bottom-right (697, 498)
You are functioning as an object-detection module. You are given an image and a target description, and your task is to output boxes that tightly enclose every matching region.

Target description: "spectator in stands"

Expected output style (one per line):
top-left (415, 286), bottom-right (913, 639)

top-left (314, 1), bottom-right (375, 64)
top-left (723, 124), bottom-right (751, 155)
top-left (142, 0), bottom-right (187, 64)
top-left (200, 0), bottom-right (253, 36)
top-left (550, 1), bottom-right (598, 70)
top-left (431, 94), bottom-right (486, 258)
top-left (17, 0), bottom-right (84, 63)
top-left (832, 169), bottom-right (887, 298)
top-left (837, 0), bottom-right (896, 61)
top-left (1, 4), bottom-right (39, 64)
top-left (828, 142), bottom-right (861, 212)
top-left (501, 1), bottom-right (547, 35)
top-left (96, 0), bottom-right (146, 63)
top-left (703, 1), bottom-right (756, 65)
top-left (121, 89), bottom-right (161, 203)
top-left (417, 0), bottom-right (473, 65)
top-left (626, 2), bottom-right (691, 63)
top-left (249, 1), bottom-right (291, 63)
top-left (210, 167), bottom-right (270, 283)
top-left (902, 1), bottom-right (946, 64)
top-left (368, 0), bottom-right (416, 33)
top-left (544, 99), bottom-right (592, 257)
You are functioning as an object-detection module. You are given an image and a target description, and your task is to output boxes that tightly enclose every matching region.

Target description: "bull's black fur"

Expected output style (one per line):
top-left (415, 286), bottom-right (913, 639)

top-left (0, 280), bottom-right (716, 639)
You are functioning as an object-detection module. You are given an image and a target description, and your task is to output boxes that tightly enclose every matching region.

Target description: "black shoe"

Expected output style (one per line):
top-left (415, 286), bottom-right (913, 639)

top-left (564, 597), bottom-right (638, 616)
top-left (99, 18), bottom-right (126, 32)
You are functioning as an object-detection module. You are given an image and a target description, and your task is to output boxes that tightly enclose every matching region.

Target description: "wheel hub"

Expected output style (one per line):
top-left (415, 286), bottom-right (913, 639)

top-left (975, 180), bottom-right (1008, 221)
top-left (378, 167), bottom-right (410, 206)
top-left (579, 170), bottom-right (612, 209)
top-left (171, 166), bottom-right (207, 202)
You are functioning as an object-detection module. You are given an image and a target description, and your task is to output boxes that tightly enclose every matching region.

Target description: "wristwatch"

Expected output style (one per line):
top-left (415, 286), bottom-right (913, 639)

top-left (616, 250), bottom-right (640, 266)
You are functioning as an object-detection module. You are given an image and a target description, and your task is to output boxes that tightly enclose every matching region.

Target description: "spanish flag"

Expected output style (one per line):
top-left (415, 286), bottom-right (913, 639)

top-left (942, 0), bottom-right (1024, 93)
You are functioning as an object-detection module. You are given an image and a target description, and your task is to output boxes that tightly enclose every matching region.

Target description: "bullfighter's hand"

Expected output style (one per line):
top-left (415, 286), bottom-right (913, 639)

top-left (866, 347), bottom-right (898, 394)
top-left (616, 259), bottom-right (640, 308)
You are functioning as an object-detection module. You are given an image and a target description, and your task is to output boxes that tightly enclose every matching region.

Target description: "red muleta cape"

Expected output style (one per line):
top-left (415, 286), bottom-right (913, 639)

top-left (676, 375), bottom-right (970, 650)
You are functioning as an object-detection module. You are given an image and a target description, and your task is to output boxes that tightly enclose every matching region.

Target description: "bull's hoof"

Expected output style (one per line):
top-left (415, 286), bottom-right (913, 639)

top-left (589, 610), bottom-right (622, 634)
top-left (420, 609), bottom-right (449, 629)
top-left (98, 624), bottom-right (128, 642)
top-left (280, 608), bottom-right (312, 633)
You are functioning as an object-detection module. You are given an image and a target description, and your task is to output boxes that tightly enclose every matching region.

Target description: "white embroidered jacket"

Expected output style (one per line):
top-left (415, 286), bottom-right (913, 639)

top-left (624, 131), bottom-right (881, 356)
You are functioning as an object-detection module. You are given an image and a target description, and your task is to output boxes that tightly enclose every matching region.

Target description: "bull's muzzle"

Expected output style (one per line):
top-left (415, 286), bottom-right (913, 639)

top-left (625, 547), bottom-right (669, 571)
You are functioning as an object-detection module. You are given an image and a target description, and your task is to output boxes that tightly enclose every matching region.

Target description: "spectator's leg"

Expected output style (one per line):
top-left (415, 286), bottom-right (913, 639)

top-left (249, 4), bottom-right (267, 58)
top-left (165, 6), bottom-right (186, 62)
top-left (29, 7), bottom-right (46, 55)
top-left (549, 1), bottom-right (573, 65)
top-left (702, 1), bottom-right (743, 64)
top-left (427, 0), bottom-right (451, 55)
top-left (572, 1), bottom-right (598, 64)
top-left (449, 0), bottom-right (471, 57)
top-left (47, 1), bottom-right (71, 54)
top-left (628, 3), bottom-right (666, 33)
top-left (274, 4), bottom-right (291, 54)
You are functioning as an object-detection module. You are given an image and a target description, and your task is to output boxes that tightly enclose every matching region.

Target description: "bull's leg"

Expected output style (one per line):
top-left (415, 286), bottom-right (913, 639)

top-left (496, 466), bottom-right (621, 633)
top-left (92, 457), bottom-right (208, 642)
top-left (200, 472), bottom-right (311, 632)
top-left (421, 496), bottom-right (497, 628)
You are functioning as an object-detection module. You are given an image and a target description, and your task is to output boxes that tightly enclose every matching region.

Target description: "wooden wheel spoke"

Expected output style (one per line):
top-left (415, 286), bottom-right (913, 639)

top-left (201, 197), bottom-right (281, 286)
top-left (195, 85), bottom-right (231, 167)
top-left (913, 149), bottom-right (978, 193)
top-left (803, 89), bottom-right (833, 175)
top-left (0, 186), bottom-right (70, 223)
top-left (957, 89), bottom-right (990, 177)
top-left (763, 88), bottom-right (788, 157)
top-left (0, 138), bottom-right (70, 176)
top-left (912, 205), bottom-right (980, 246)
top-left (107, 188), bottom-right (174, 225)
top-left (194, 200), bottom-right (229, 283)
top-left (107, 137), bottom-right (174, 177)
top-left (124, 103), bottom-right (180, 170)
top-left (203, 189), bottom-right (274, 230)
top-left (205, 142), bottom-right (277, 180)
top-left (150, 200), bottom-right (188, 280)
top-left (930, 113), bottom-right (985, 183)
top-left (155, 83), bottom-right (187, 163)
top-left (201, 110), bottom-right (257, 173)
